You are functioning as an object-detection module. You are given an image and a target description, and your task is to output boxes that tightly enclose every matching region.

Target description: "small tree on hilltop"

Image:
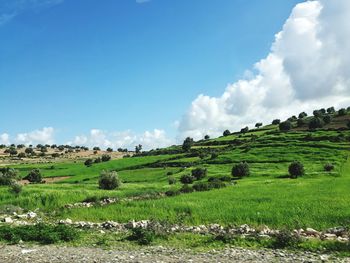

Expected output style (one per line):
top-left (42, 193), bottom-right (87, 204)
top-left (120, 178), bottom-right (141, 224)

top-left (308, 117), bottom-right (324, 130)
top-left (288, 161), bottom-right (304, 179)
top-left (241, 127), bottom-right (249, 133)
top-left (255, 123), bottom-right (263, 129)
top-left (204, 135), bottom-right (210, 140)
top-left (135, 144), bottom-right (142, 154)
top-left (279, 121), bottom-right (292, 131)
top-left (84, 159), bottom-right (93, 167)
top-left (231, 162), bottom-right (250, 178)
top-left (98, 170), bottom-right (121, 190)
top-left (272, 119), bottom-right (281, 125)
top-left (223, 130), bottom-right (231, 137)
top-left (24, 169), bottom-right (42, 183)
top-left (298, 112), bottom-right (307, 119)
top-left (106, 147), bottom-right (113, 152)
top-left (327, 107), bottom-right (335, 114)
top-left (182, 137), bottom-right (193, 152)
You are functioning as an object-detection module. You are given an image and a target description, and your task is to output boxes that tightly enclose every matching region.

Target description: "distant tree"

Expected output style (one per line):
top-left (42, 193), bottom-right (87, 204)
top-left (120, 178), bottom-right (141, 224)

top-left (58, 145), bottom-right (65, 151)
top-left (288, 161), bottom-right (304, 178)
top-left (313, 110), bottom-right (323, 118)
top-left (51, 153), bottom-right (60, 158)
top-left (94, 157), bottom-right (101, 163)
top-left (204, 135), bottom-right (210, 140)
top-left (17, 152), bottom-right (26, 158)
top-left (327, 107), bottom-right (335, 114)
top-left (297, 118), bottom-right (306, 127)
top-left (117, 148), bottom-right (123, 152)
top-left (9, 148), bottom-right (18, 156)
top-left (25, 147), bottom-right (34, 154)
top-left (106, 147), bottom-right (113, 152)
top-left (231, 162), bottom-right (250, 178)
top-left (255, 123), bottom-right (263, 129)
top-left (101, 154), bottom-right (111, 162)
top-left (84, 159), bottom-right (93, 167)
top-left (36, 144), bottom-right (43, 149)
top-left (0, 144), bottom-right (6, 149)
top-left (182, 137), bottom-right (194, 152)
top-left (51, 144), bottom-right (57, 149)
top-left (9, 182), bottom-right (22, 195)
top-left (223, 130), bottom-right (231, 137)
top-left (98, 170), bottom-right (121, 190)
top-left (272, 119), bottom-right (281, 125)
top-left (135, 144), bottom-right (142, 154)
top-left (287, 116), bottom-right (298, 122)
top-left (338, 108), bottom-right (347, 116)
top-left (308, 117), bottom-right (324, 130)
top-left (323, 115), bottom-right (332, 124)
top-left (93, 146), bottom-right (100, 151)
top-left (320, 108), bottom-right (326, 114)
top-left (24, 169), bottom-right (42, 183)
top-left (180, 174), bottom-right (195, 184)
top-left (40, 147), bottom-right (48, 153)
top-left (279, 121), bottom-right (292, 131)
top-left (298, 112), bottom-right (307, 119)
top-left (240, 127), bottom-right (249, 133)
top-left (347, 120), bottom-right (350, 129)
top-left (17, 144), bottom-right (25, 149)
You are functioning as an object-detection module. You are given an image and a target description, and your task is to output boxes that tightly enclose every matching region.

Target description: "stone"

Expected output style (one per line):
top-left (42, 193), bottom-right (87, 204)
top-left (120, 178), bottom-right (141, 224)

top-left (3, 217), bottom-right (13, 223)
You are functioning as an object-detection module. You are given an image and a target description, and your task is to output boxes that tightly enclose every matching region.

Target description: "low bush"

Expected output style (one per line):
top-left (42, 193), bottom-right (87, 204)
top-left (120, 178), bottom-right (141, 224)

top-left (165, 189), bottom-right (180, 197)
top-left (168, 177), bottom-right (176, 185)
top-left (270, 230), bottom-right (301, 249)
top-left (288, 161), bottom-right (304, 178)
top-left (324, 163), bottom-right (335, 172)
top-left (180, 184), bottom-right (194, 193)
top-left (98, 170), bottom-right (121, 190)
top-left (191, 168), bottom-right (207, 180)
top-left (231, 162), bottom-right (250, 178)
top-left (180, 174), bottom-right (195, 184)
top-left (208, 180), bottom-right (226, 189)
top-left (0, 168), bottom-right (19, 186)
top-left (24, 169), bottom-right (42, 183)
top-left (308, 117), bottom-right (325, 130)
top-left (9, 182), bottom-right (22, 195)
top-left (192, 182), bottom-right (210, 191)
top-left (84, 159), bottom-right (93, 167)
top-left (101, 154), bottom-right (111, 162)
top-left (82, 196), bottom-right (99, 203)
top-left (0, 223), bottom-right (79, 244)
top-left (127, 227), bottom-right (166, 245)
top-left (279, 121), bottom-right (292, 131)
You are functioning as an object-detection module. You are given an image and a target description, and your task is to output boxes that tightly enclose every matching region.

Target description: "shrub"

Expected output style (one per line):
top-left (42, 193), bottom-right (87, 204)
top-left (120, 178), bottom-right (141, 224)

top-left (84, 159), bottom-right (93, 167)
top-left (298, 112), bottom-right (307, 119)
top-left (327, 107), bottom-right (335, 114)
top-left (287, 116), bottom-right (297, 122)
top-left (24, 169), bottom-right (42, 183)
top-left (165, 189), bottom-right (180, 197)
top-left (168, 177), bottom-right (176, 185)
top-left (193, 182), bottom-right (210, 191)
top-left (94, 157), bottom-right (101, 163)
top-left (0, 168), bottom-right (19, 186)
top-left (93, 147), bottom-right (101, 151)
top-left (338, 108), bottom-right (347, 116)
top-left (98, 171), bottom-right (121, 190)
top-left (271, 230), bottom-right (301, 249)
top-left (180, 174), bottom-right (195, 184)
top-left (323, 115), bottom-right (332, 124)
top-left (0, 223), bottom-right (79, 245)
top-left (180, 184), bottom-right (194, 193)
top-left (297, 118), bottom-right (305, 127)
top-left (106, 147), bottom-right (113, 152)
top-left (17, 152), bottom-right (26, 158)
top-left (240, 127), bottom-right (249, 133)
top-left (272, 119), bottom-right (280, 125)
top-left (204, 135), bottom-right (210, 140)
top-left (347, 120), bottom-right (350, 129)
top-left (101, 154), bottom-right (111, 162)
top-left (127, 228), bottom-right (157, 245)
top-left (191, 168), bottom-right (207, 180)
top-left (288, 161), bottom-right (304, 178)
top-left (25, 148), bottom-right (34, 154)
top-left (279, 121), bottom-right (292, 131)
top-left (223, 130), bottom-right (231, 136)
top-left (231, 162), bottom-right (250, 178)
top-left (9, 182), bottom-right (22, 195)
top-left (166, 171), bottom-right (173, 176)
top-left (324, 163), bottom-right (335, 172)
top-left (313, 110), bottom-right (323, 117)
top-left (208, 180), bottom-right (226, 189)
top-left (51, 153), bottom-right (60, 158)
top-left (308, 117), bottom-right (324, 130)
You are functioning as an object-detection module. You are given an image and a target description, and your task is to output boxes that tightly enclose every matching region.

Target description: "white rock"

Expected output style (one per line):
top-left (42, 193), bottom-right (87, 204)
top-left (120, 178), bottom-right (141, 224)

top-left (3, 217), bottom-right (13, 223)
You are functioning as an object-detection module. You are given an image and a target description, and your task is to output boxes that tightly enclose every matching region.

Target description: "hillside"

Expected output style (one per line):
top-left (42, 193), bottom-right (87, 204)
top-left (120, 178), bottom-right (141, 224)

top-left (1, 107), bottom-right (350, 253)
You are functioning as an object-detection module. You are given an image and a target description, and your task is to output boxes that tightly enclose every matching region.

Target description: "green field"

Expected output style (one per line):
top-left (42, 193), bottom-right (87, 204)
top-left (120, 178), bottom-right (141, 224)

top-left (1, 115), bottom-right (350, 233)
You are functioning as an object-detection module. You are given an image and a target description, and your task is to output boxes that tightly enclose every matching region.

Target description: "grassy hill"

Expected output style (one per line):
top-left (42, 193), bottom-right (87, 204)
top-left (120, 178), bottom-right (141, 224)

top-left (1, 108), bottom-right (350, 233)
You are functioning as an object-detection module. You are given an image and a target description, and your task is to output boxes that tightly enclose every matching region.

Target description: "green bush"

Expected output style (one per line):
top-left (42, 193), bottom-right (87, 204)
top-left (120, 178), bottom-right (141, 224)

top-left (288, 161), bottom-right (305, 178)
top-left (180, 174), bottom-right (195, 184)
top-left (272, 119), bottom-right (280, 125)
top-left (168, 177), bottom-right (176, 185)
top-left (24, 169), bottom-right (42, 183)
top-left (180, 184), bottom-right (194, 193)
top-left (308, 117), bottom-right (324, 130)
top-left (323, 115), bottom-right (332, 124)
top-left (0, 168), bottom-right (19, 186)
top-left (324, 163), bottom-right (335, 172)
top-left (98, 170), bottom-right (121, 190)
top-left (192, 182), bottom-right (210, 191)
top-left (101, 154), bottom-right (111, 162)
top-left (165, 189), bottom-right (180, 196)
top-left (191, 168), bottom-right (207, 180)
top-left (84, 159), bottom-right (93, 167)
top-left (9, 182), bottom-right (22, 195)
top-left (127, 228), bottom-right (156, 245)
top-left (279, 121), bottom-right (292, 131)
top-left (338, 108), bottom-right (347, 116)
top-left (231, 162), bottom-right (250, 178)
top-left (270, 230), bottom-right (301, 249)
top-left (0, 223), bottom-right (79, 244)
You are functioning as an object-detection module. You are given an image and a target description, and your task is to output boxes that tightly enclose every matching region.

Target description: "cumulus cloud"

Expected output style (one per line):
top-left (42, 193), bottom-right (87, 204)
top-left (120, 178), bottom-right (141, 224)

top-left (15, 127), bottom-right (55, 145)
top-left (69, 129), bottom-right (174, 151)
top-left (178, 0), bottom-right (350, 140)
top-left (0, 133), bottom-right (10, 145)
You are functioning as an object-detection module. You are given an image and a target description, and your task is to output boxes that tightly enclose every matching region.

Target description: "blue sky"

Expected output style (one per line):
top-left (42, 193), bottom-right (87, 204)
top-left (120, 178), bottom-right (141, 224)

top-left (0, 0), bottom-right (320, 148)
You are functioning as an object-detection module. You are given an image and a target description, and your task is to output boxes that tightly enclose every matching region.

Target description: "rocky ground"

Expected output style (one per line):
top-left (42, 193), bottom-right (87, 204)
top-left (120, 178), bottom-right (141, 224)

top-left (0, 244), bottom-right (348, 263)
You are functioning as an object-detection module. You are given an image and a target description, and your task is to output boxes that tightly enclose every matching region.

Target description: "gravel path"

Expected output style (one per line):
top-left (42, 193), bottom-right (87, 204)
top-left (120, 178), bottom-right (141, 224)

top-left (0, 245), bottom-right (349, 263)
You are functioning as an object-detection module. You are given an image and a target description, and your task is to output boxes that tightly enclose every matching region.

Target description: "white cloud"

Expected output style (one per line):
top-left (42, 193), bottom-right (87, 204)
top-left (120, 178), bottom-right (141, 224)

top-left (136, 0), bottom-right (151, 4)
top-left (70, 129), bottom-right (174, 151)
top-left (178, 0), bottom-right (350, 140)
top-left (0, 133), bottom-right (10, 145)
top-left (15, 127), bottom-right (55, 145)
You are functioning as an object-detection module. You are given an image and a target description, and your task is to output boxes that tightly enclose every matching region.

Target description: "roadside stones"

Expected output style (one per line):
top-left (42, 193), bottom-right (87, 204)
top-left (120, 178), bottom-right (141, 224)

top-left (58, 218), bottom-right (73, 225)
